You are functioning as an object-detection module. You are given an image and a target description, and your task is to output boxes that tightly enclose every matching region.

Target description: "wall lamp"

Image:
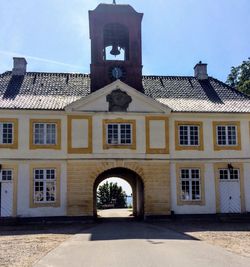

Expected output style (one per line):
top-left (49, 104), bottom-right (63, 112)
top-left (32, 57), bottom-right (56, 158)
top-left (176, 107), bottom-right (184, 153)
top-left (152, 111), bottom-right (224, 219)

top-left (228, 163), bottom-right (234, 171)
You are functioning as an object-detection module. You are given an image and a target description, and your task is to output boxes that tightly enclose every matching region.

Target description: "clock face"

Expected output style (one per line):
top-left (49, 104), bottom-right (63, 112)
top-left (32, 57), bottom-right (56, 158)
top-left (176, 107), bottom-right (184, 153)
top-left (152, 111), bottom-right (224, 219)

top-left (111, 67), bottom-right (123, 79)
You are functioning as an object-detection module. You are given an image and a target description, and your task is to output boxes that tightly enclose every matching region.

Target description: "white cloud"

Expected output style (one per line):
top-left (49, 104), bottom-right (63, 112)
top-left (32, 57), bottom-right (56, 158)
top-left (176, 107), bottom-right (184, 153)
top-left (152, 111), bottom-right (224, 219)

top-left (0, 50), bottom-right (82, 69)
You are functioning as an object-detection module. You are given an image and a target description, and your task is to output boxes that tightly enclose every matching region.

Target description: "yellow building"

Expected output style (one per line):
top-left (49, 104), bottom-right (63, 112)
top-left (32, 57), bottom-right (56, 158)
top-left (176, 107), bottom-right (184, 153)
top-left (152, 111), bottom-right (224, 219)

top-left (0, 3), bottom-right (250, 219)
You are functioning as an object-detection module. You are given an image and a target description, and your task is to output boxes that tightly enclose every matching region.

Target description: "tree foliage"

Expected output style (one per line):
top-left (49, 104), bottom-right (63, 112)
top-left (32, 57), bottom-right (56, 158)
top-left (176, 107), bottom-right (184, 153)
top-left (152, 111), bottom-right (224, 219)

top-left (97, 181), bottom-right (127, 209)
top-left (226, 58), bottom-right (250, 95)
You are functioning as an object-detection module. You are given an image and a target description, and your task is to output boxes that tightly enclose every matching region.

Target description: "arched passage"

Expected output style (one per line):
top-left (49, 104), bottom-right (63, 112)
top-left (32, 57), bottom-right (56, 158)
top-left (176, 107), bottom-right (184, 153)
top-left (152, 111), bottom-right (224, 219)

top-left (93, 167), bottom-right (144, 219)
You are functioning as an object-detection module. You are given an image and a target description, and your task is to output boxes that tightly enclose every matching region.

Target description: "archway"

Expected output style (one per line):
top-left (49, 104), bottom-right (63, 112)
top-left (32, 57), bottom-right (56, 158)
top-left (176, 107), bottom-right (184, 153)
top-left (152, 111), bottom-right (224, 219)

top-left (93, 167), bottom-right (144, 219)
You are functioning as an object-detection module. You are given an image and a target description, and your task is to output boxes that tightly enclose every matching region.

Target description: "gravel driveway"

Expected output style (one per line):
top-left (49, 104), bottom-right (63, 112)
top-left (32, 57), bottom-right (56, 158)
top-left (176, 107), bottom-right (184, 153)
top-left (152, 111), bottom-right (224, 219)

top-left (155, 221), bottom-right (250, 258)
top-left (0, 223), bottom-right (91, 267)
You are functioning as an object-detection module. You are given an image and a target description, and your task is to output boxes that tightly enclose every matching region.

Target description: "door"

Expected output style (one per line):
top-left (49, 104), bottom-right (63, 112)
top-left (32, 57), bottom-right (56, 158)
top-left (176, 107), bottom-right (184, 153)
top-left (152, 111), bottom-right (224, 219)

top-left (219, 180), bottom-right (241, 213)
top-left (0, 182), bottom-right (13, 217)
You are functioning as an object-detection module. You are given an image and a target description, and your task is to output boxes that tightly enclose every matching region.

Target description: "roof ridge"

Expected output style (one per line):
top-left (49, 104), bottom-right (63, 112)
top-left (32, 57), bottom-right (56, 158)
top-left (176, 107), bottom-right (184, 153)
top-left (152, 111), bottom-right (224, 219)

top-left (142, 75), bottom-right (195, 79)
top-left (25, 72), bottom-right (90, 77)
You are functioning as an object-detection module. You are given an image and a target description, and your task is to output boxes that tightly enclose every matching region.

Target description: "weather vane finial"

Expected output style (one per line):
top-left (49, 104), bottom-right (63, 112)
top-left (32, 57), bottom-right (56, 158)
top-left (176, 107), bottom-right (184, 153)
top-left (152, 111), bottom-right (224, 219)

top-left (113, 0), bottom-right (116, 4)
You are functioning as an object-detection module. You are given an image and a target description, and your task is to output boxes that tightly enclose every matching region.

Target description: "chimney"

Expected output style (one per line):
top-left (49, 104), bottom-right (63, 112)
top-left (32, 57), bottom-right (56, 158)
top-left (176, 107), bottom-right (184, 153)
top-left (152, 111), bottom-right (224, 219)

top-left (12, 57), bottom-right (27, 75)
top-left (194, 61), bottom-right (208, 80)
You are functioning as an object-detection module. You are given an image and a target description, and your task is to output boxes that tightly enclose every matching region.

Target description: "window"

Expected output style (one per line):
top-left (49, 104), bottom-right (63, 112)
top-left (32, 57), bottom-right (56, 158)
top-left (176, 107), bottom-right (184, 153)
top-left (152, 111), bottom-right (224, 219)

top-left (33, 169), bottom-right (56, 203)
top-left (216, 125), bottom-right (237, 146)
top-left (103, 119), bottom-right (136, 149)
top-left (179, 125), bottom-right (199, 146)
top-left (107, 123), bottom-right (132, 145)
top-left (0, 122), bottom-right (13, 144)
top-left (175, 121), bottom-right (203, 151)
top-left (219, 169), bottom-right (239, 180)
top-left (213, 121), bottom-right (241, 151)
top-left (0, 169), bottom-right (13, 181)
top-left (180, 168), bottom-right (201, 201)
top-left (30, 119), bottom-right (61, 150)
top-left (34, 123), bottom-right (56, 145)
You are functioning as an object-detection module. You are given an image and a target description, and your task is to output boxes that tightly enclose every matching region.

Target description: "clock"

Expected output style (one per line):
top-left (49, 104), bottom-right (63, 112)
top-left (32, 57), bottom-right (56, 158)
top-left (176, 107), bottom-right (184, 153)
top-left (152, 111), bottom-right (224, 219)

top-left (110, 66), bottom-right (125, 80)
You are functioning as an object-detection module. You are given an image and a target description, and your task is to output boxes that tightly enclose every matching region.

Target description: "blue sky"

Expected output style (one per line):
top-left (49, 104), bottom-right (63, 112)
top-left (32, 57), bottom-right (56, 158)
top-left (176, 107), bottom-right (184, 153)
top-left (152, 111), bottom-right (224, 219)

top-left (0, 0), bottom-right (249, 82)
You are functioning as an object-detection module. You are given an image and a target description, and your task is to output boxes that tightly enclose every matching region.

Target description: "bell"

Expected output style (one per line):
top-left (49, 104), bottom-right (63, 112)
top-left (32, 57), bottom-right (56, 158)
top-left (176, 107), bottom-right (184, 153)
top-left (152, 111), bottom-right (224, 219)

top-left (110, 44), bottom-right (120, 56)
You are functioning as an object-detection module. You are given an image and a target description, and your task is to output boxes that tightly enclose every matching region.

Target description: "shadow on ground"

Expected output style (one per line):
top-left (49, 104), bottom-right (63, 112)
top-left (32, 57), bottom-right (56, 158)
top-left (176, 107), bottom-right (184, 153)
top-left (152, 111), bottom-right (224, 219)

top-left (1, 218), bottom-right (250, 240)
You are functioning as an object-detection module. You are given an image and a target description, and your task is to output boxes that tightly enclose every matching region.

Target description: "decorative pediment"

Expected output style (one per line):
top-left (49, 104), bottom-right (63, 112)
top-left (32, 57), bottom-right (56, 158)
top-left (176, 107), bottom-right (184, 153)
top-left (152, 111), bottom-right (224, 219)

top-left (65, 80), bottom-right (171, 114)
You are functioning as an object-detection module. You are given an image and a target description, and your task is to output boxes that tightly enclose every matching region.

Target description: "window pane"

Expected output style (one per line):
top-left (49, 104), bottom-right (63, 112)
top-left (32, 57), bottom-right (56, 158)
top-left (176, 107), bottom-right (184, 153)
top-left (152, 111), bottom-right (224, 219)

top-left (0, 123), bottom-right (13, 144)
top-left (192, 181), bottom-right (200, 200)
top-left (46, 182), bottom-right (56, 201)
top-left (191, 169), bottom-right (200, 179)
top-left (107, 124), bottom-right (119, 144)
top-left (227, 126), bottom-right (237, 145)
top-left (217, 126), bottom-right (226, 145)
top-left (181, 181), bottom-right (190, 200)
top-left (46, 169), bottom-right (55, 180)
top-left (230, 169), bottom-right (239, 180)
top-left (189, 126), bottom-right (199, 145)
top-left (46, 124), bottom-right (56, 145)
top-left (34, 169), bottom-right (44, 180)
top-left (179, 126), bottom-right (188, 145)
top-left (34, 181), bottom-right (44, 202)
top-left (219, 169), bottom-right (228, 180)
top-left (181, 169), bottom-right (189, 179)
top-left (34, 123), bottom-right (45, 144)
top-left (120, 124), bottom-right (131, 144)
top-left (2, 170), bottom-right (13, 181)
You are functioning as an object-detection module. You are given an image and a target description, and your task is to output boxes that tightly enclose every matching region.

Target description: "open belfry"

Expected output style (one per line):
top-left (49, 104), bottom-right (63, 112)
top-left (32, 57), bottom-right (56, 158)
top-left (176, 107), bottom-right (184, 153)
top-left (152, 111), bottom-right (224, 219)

top-left (1, 2), bottom-right (250, 219)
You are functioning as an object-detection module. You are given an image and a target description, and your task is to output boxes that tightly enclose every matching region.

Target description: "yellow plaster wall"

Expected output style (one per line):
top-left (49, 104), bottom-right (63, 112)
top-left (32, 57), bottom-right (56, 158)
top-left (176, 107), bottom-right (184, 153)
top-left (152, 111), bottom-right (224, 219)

top-left (67, 160), bottom-right (170, 217)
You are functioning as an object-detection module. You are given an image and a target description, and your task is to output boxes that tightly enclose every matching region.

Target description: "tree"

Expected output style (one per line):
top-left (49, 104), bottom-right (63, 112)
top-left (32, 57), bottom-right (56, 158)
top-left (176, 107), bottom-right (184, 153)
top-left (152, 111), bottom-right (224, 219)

top-left (226, 58), bottom-right (250, 95)
top-left (97, 181), bottom-right (127, 209)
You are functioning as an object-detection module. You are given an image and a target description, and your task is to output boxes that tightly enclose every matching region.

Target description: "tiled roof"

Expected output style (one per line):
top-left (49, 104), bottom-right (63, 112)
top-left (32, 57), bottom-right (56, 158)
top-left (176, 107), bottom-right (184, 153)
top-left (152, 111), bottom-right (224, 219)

top-left (1, 71), bottom-right (250, 113)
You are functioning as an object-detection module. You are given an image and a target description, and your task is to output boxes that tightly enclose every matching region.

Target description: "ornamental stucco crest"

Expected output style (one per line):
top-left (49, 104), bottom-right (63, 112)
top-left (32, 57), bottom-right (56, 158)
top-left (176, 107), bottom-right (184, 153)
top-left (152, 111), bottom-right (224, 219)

top-left (106, 88), bottom-right (132, 112)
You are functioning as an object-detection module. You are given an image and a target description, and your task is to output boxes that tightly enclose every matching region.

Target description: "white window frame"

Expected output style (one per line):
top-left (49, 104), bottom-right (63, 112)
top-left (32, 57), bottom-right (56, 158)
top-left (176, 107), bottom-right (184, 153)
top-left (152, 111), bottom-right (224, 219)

top-left (33, 123), bottom-right (57, 145)
top-left (0, 122), bottom-right (14, 144)
top-left (178, 125), bottom-right (200, 146)
top-left (106, 123), bottom-right (132, 145)
top-left (33, 168), bottom-right (56, 203)
top-left (219, 168), bottom-right (240, 181)
top-left (180, 168), bottom-right (201, 201)
top-left (216, 125), bottom-right (237, 146)
top-left (0, 169), bottom-right (13, 182)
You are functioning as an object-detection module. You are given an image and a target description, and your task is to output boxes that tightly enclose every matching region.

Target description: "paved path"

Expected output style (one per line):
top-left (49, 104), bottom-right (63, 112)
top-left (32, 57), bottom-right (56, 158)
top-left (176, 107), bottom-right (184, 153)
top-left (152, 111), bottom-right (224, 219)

top-left (35, 220), bottom-right (250, 267)
top-left (98, 208), bottom-right (132, 218)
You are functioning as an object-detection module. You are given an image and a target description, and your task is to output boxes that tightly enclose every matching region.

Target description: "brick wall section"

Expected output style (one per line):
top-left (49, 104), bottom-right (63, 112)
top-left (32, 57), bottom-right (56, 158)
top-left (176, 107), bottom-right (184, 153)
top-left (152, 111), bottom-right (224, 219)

top-left (67, 160), bottom-right (170, 216)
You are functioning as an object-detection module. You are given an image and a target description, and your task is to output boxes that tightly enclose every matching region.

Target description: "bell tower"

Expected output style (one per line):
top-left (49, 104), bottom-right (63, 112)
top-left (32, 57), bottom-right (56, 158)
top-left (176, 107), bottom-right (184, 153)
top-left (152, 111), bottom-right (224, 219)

top-left (89, 3), bottom-right (143, 92)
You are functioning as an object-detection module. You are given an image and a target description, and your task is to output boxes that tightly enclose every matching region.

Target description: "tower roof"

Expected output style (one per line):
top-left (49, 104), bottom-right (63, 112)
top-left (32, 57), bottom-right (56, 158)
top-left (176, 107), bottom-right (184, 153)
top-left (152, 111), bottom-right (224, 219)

top-left (90, 3), bottom-right (141, 15)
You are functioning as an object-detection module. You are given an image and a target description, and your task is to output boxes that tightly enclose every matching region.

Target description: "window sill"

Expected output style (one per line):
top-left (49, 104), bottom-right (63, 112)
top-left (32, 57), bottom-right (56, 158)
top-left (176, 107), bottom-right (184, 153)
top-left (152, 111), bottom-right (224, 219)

top-left (30, 144), bottom-right (61, 150)
top-left (177, 200), bottom-right (205, 206)
top-left (0, 144), bottom-right (18, 149)
top-left (103, 144), bottom-right (136, 150)
top-left (176, 145), bottom-right (203, 151)
top-left (214, 144), bottom-right (241, 151)
top-left (30, 202), bottom-right (60, 208)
